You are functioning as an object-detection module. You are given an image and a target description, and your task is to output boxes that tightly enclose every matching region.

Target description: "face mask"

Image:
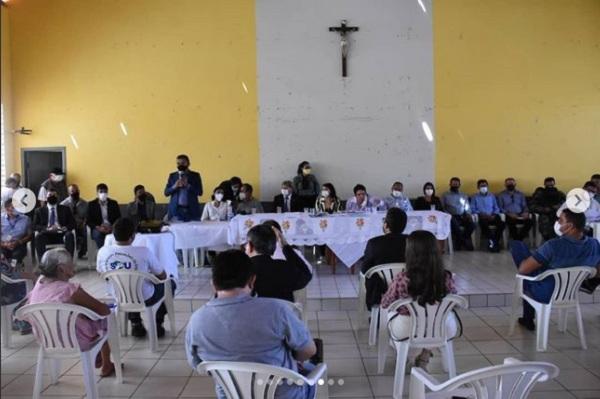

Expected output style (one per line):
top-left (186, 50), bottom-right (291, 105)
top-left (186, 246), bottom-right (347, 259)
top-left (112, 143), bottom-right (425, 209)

top-left (321, 190), bottom-right (330, 198)
top-left (450, 186), bottom-right (459, 193)
top-left (47, 196), bottom-right (58, 205)
top-left (554, 221), bottom-right (564, 236)
top-left (239, 192), bottom-right (246, 200)
top-left (479, 186), bottom-right (488, 194)
top-left (232, 185), bottom-right (239, 193)
top-left (425, 188), bottom-right (434, 196)
top-left (98, 192), bottom-right (108, 201)
top-left (303, 168), bottom-right (311, 175)
top-left (177, 165), bottom-right (187, 172)
top-left (52, 174), bottom-right (64, 182)
top-left (70, 192), bottom-right (80, 201)
top-left (281, 189), bottom-right (290, 196)
top-left (506, 184), bottom-right (515, 191)
top-left (392, 190), bottom-right (403, 198)
top-left (214, 193), bottom-right (224, 201)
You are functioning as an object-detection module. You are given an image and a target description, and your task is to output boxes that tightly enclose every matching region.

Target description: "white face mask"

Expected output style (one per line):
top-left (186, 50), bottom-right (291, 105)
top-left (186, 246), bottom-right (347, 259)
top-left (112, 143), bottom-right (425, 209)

top-left (479, 186), bottom-right (488, 194)
top-left (239, 192), bottom-right (246, 200)
top-left (52, 174), bottom-right (64, 183)
top-left (392, 190), bottom-right (403, 198)
top-left (98, 192), bottom-right (108, 201)
top-left (281, 189), bottom-right (290, 196)
top-left (425, 188), bottom-right (434, 196)
top-left (214, 193), bottom-right (224, 201)
top-left (554, 221), bottom-right (564, 236)
top-left (321, 190), bottom-right (329, 198)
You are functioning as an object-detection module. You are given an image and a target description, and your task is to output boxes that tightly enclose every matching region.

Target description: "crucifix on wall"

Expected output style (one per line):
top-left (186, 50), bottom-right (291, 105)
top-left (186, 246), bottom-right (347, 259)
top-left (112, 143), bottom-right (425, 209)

top-left (328, 20), bottom-right (359, 77)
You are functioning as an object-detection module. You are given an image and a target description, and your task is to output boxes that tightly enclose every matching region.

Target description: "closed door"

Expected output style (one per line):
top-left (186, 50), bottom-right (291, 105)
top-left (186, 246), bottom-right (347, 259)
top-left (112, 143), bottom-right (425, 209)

top-left (22, 148), bottom-right (65, 194)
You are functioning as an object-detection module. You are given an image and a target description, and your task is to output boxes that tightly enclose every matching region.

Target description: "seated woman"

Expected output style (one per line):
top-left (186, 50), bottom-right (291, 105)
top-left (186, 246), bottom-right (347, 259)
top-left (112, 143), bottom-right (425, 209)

top-left (314, 183), bottom-right (342, 265)
top-left (27, 248), bottom-right (116, 377)
top-left (380, 230), bottom-right (458, 371)
top-left (315, 183), bottom-right (342, 213)
top-left (0, 254), bottom-right (35, 334)
top-left (201, 187), bottom-right (231, 221)
top-left (414, 182), bottom-right (444, 211)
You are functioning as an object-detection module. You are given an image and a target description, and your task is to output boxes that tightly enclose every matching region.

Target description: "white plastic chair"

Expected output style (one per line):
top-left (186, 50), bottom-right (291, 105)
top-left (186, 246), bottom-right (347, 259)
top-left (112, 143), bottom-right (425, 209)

top-left (197, 361), bottom-right (329, 399)
top-left (294, 287), bottom-right (308, 322)
top-left (360, 263), bottom-right (406, 347)
top-left (384, 294), bottom-right (468, 399)
top-left (16, 302), bottom-right (123, 399)
top-left (409, 357), bottom-right (559, 399)
top-left (508, 266), bottom-right (596, 351)
top-left (102, 270), bottom-right (176, 352)
top-left (1, 275), bottom-right (33, 348)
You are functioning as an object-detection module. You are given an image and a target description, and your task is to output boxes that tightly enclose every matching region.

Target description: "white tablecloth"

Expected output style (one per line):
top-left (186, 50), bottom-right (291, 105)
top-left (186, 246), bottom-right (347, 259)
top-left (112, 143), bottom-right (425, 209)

top-left (104, 232), bottom-right (180, 279)
top-left (229, 211), bottom-right (451, 266)
top-left (165, 221), bottom-right (231, 250)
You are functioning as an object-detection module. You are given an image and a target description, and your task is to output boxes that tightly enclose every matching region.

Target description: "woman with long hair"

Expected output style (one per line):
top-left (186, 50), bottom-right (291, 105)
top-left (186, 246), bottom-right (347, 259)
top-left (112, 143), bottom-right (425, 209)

top-left (292, 161), bottom-right (320, 209)
top-left (315, 183), bottom-right (342, 214)
top-left (380, 230), bottom-right (458, 370)
top-left (414, 182), bottom-right (444, 211)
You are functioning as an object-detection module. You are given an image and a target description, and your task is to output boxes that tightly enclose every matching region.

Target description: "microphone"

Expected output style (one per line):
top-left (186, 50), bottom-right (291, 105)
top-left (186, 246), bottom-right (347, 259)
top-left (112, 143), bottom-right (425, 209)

top-left (178, 171), bottom-right (184, 177)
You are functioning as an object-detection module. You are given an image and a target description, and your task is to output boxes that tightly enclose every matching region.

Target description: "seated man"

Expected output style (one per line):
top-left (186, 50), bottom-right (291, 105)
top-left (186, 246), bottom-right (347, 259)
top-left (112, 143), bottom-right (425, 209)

top-left (236, 183), bottom-right (264, 215)
top-left (185, 250), bottom-right (317, 399)
top-left (273, 180), bottom-right (302, 213)
top-left (1, 199), bottom-right (32, 263)
top-left (382, 181), bottom-right (414, 212)
top-left (126, 184), bottom-right (156, 227)
top-left (37, 167), bottom-right (68, 205)
top-left (361, 208), bottom-right (408, 310)
top-left (1, 177), bottom-right (18, 207)
top-left (245, 224), bottom-right (312, 302)
top-left (511, 209), bottom-right (600, 330)
top-left (441, 177), bottom-right (475, 251)
top-left (60, 184), bottom-right (88, 259)
top-left (87, 183), bottom-right (121, 249)
top-left (530, 177), bottom-right (566, 242)
top-left (556, 181), bottom-right (600, 236)
top-left (497, 177), bottom-right (533, 242)
top-left (470, 179), bottom-right (505, 252)
top-left (346, 184), bottom-right (383, 212)
top-left (96, 218), bottom-right (175, 338)
top-left (33, 189), bottom-right (75, 259)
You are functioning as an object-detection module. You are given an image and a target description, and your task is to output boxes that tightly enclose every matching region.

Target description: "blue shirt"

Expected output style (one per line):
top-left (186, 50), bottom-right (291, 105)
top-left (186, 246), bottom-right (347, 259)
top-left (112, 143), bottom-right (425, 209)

top-left (1, 213), bottom-right (30, 241)
top-left (497, 190), bottom-right (528, 215)
top-left (529, 235), bottom-right (600, 303)
top-left (441, 191), bottom-right (471, 215)
top-left (383, 195), bottom-right (413, 212)
top-left (470, 193), bottom-right (501, 215)
top-left (185, 294), bottom-right (312, 399)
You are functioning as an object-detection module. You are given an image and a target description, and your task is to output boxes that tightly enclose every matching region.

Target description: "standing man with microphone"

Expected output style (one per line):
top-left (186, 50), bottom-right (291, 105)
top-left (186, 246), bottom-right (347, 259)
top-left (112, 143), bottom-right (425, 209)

top-left (164, 154), bottom-right (203, 222)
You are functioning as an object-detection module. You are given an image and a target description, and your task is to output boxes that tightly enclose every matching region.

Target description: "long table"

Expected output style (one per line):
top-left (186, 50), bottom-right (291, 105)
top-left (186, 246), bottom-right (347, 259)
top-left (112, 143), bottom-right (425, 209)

top-left (164, 211), bottom-right (451, 268)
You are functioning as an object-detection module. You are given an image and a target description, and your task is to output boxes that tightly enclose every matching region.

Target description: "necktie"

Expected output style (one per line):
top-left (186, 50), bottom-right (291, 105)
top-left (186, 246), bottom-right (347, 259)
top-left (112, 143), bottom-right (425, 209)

top-left (49, 207), bottom-right (56, 227)
top-left (284, 196), bottom-right (289, 212)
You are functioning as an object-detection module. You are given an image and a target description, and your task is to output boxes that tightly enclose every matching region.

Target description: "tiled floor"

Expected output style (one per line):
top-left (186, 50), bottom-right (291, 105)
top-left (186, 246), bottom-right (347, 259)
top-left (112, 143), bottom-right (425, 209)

top-left (2, 251), bottom-right (600, 398)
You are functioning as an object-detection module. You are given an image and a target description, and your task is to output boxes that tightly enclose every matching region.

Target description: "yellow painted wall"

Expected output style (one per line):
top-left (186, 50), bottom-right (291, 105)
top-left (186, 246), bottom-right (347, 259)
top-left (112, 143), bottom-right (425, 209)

top-left (434, 0), bottom-right (600, 195)
top-left (1, 5), bottom-right (15, 177)
top-left (8, 0), bottom-right (258, 202)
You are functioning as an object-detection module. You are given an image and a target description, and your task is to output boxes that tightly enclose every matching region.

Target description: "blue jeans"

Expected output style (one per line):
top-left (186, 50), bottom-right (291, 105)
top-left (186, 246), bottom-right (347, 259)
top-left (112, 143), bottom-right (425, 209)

top-left (510, 241), bottom-right (545, 320)
top-left (91, 228), bottom-right (107, 249)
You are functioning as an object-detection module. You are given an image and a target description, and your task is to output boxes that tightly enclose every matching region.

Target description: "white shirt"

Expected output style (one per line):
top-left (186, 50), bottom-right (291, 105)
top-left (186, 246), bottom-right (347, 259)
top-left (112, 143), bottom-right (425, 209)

top-left (201, 201), bottom-right (229, 221)
top-left (46, 204), bottom-right (60, 228)
top-left (96, 244), bottom-right (164, 300)
top-left (100, 201), bottom-right (109, 225)
top-left (1, 186), bottom-right (15, 206)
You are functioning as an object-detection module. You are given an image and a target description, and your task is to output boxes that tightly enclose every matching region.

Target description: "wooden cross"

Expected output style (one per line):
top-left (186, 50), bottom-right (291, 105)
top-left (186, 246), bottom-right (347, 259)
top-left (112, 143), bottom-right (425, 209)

top-left (328, 20), bottom-right (359, 77)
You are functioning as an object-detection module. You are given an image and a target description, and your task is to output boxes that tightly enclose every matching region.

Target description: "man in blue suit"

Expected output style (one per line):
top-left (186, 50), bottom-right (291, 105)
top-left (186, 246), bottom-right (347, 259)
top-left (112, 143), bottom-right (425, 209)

top-left (164, 154), bottom-right (203, 222)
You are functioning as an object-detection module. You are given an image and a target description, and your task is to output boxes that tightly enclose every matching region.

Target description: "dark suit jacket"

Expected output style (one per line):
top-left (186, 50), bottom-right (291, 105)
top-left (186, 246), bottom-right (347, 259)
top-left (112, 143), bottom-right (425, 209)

top-left (33, 205), bottom-right (76, 232)
top-left (273, 194), bottom-right (303, 213)
top-left (86, 199), bottom-right (121, 229)
top-left (361, 233), bottom-right (407, 309)
top-left (251, 246), bottom-right (312, 302)
top-left (164, 170), bottom-right (203, 220)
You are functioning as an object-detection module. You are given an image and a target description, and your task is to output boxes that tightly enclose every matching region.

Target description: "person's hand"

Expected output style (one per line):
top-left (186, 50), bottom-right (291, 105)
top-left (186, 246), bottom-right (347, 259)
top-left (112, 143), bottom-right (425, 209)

top-left (521, 212), bottom-right (530, 219)
top-left (7, 241), bottom-right (17, 250)
top-left (507, 213), bottom-right (518, 219)
top-left (48, 225), bottom-right (58, 232)
top-left (271, 226), bottom-right (288, 246)
top-left (96, 226), bottom-right (104, 233)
